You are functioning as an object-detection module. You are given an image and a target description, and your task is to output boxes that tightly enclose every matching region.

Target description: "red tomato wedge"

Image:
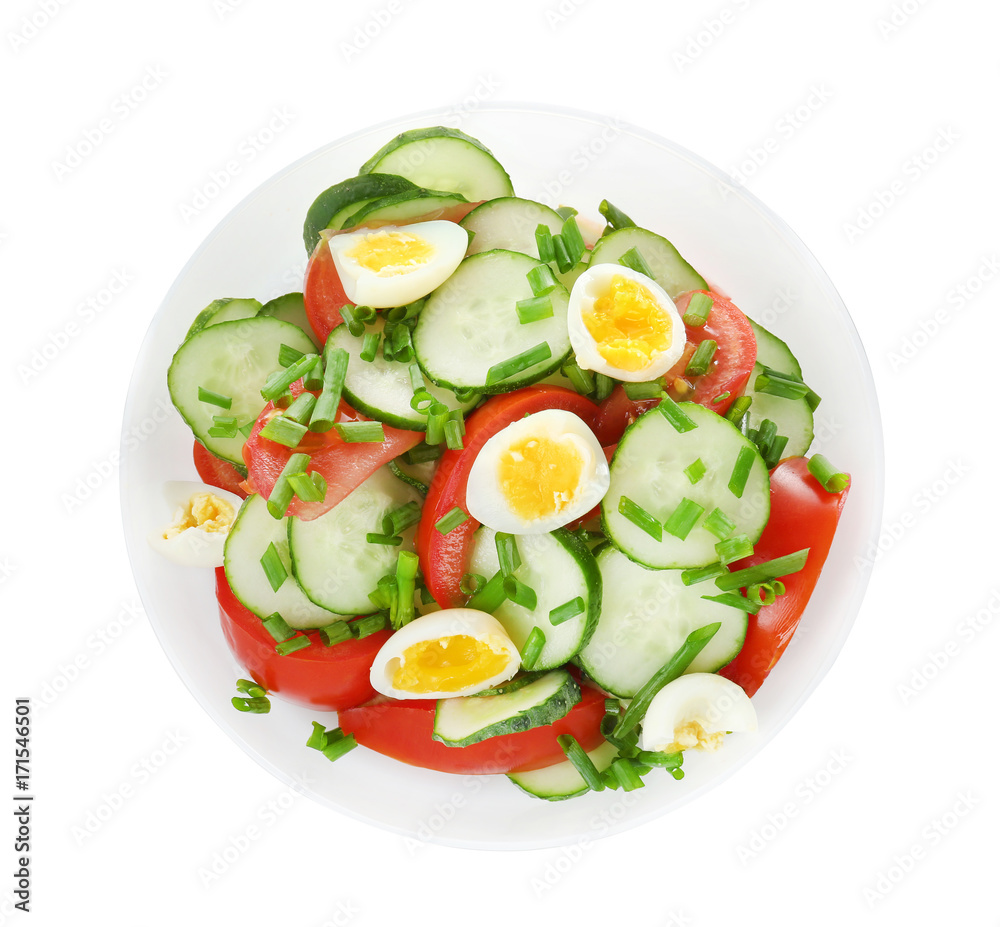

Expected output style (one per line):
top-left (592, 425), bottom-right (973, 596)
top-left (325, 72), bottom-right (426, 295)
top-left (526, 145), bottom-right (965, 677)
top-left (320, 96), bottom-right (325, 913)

top-left (192, 440), bottom-right (248, 498)
top-left (719, 457), bottom-right (850, 696)
top-left (215, 568), bottom-right (389, 711)
top-left (242, 386), bottom-right (423, 521)
top-left (338, 683), bottom-right (607, 775)
top-left (416, 386), bottom-right (601, 609)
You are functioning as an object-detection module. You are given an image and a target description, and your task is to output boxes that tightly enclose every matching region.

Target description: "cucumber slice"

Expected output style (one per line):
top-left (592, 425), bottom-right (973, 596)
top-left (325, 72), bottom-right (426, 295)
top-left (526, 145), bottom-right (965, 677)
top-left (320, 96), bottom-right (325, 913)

top-left (328, 317), bottom-right (479, 430)
top-left (303, 172), bottom-right (419, 251)
top-left (341, 189), bottom-right (468, 228)
top-left (185, 297), bottom-right (262, 340)
top-left (223, 494), bottom-right (346, 629)
top-left (508, 739), bottom-right (619, 800)
top-left (360, 127), bottom-right (514, 202)
top-left (461, 197), bottom-right (564, 259)
top-left (601, 401), bottom-right (770, 569)
top-left (288, 467), bottom-right (422, 615)
top-left (167, 317), bottom-right (317, 468)
top-left (575, 545), bottom-right (748, 698)
top-left (468, 527), bottom-right (600, 670)
top-left (413, 249), bottom-right (572, 394)
top-left (257, 292), bottom-right (318, 347)
top-left (589, 227), bottom-right (706, 299)
top-left (432, 668), bottom-right (580, 747)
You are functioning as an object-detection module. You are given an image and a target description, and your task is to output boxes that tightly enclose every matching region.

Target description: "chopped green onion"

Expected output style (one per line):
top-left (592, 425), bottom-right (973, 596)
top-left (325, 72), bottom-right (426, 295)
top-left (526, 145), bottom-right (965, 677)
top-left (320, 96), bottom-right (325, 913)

top-left (519, 626), bottom-right (545, 669)
top-left (594, 373), bottom-right (615, 403)
top-left (503, 576), bottom-right (537, 611)
top-left (527, 264), bottom-right (559, 296)
top-left (728, 446), bottom-right (757, 498)
top-left (393, 551), bottom-right (419, 629)
top-left (617, 246), bottom-right (654, 278)
top-left (702, 592), bottom-right (761, 614)
top-left (623, 380), bottom-right (663, 400)
top-left (747, 581), bottom-right (780, 607)
top-left (598, 199), bottom-right (635, 230)
top-left (681, 561), bottom-right (729, 586)
top-left (198, 387), bottom-right (233, 409)
top-left (239, 421), bottom-right (255, 438)
top-left (391, 322), bottom-right (414, 364)
top-left (321, 728), bottom-right (357, 762)
top-left (236, 678), bottom-right (266, 698)
top-left (353, 613), bottom-right (388, 639)
top-left (309, 345), bottom-right (349, 432)
top-left (443, 416), bottom-right (464, 451)
top-left (406, 362), bottom-right (426, 396)
top-left (232, 696), bottom-right (270, 713)
top-left (283, 392), bottom-right (317, 425)
top-left (260, 542), bottom-right (287, 592)
top-left (353, 304), bottom-right (377, 323)
top-left (808, 454), bottom-right (850, 493)
top-left (340, 304), bottom-right (365, 337)
top-left (684, 458), bottom-right (707, 484)
top-left (334, 421), bottom-right (385, 443)
top-left (318, 621), bottom-right (354, 646)
top-left (259, 414), bottom-right (308, 448)
top-left (495, 532), bottom-right (521, 578)
top-left (552, 233), bottom-right (573, 273)
top-left (725, 395), bottom-right (753, 430)
top-left (261, 612), bottom-right (295, 642)
top-left (754, 367), bottom-right (811, 400)
top-left (382, 501), bottom-right (421, 537)
top-left (561, 360), bottom-right (595, 396)
top-left (516, 294), bottom-right (554, 324)
top-left (557, 734), bottom-right (606, 791)
top-left (702, 507), bottom-right (737, 540)
top-left (607, 757), bottom-right (646, 791)
top-left (662, 497), bottom-right (705, 540)
top-left (460, 573), bottom-right (486, 596)
top-left (715, 549), bottom-right (810, 591)
top-left (410, 389), bottom-right (435, 413)
top-left (535, 224), bottom-right (555, 263)
top-left (555, 205), bottom-right (578, 221)
top-left (208, 416), bottom-right (238, 438)
top-left (278, 343), bottom-right (306, 367)
top-left (682, 292), bottom-right (713, 327)
top-left (619, 496), bottom-right (663, 541)
top-left (385, 299), bottom-right (423, 323)
top-left (368, 573), bottom-right (397, 612)
top-left (306, 721), bottom-right (329, 750)
top-left (434, 506), bottom-right (467, 535)
top-left (685, 340), bottom-right (717, 377)
top-left (657, 392), bottom-right (698, 432)
top-left (286, 470), bottom-right (326, 502)
top-left (261, 353), bottom-right (320, 402)
top-left (715, 533), bottom-right (753, 564)
top-left (467, 570), bottom-right (507, 613)
top-left (485, 342), bottom-right (552, 386)
top-left (266, 452), bottom-right (309, 518)
top-left (636, 750), bottom-right (684, 770)
top-left (712, 391), bottom-right (731, 404)
top-left (403, 442), bottom-right (443, 465)
top-left (365, 532), bottom-right (402, 546)
top-left (560, 216), bottom-right (586, 266)
top-left (549, 597), bottom-right (585, 626)
top-left (360, 332), bottom-right (381, 362)
top-left (276, 634), bottom-right (311, 656)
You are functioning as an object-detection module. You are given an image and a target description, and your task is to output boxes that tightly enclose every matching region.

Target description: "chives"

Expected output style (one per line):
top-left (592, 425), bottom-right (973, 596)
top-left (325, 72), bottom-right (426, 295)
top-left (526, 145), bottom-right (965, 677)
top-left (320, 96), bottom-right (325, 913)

top-left (702, 507), bottom-right (737, 540)
top-left (618, 246), bottom-right (654, 279)
top-left (434, 506), bottom-right (467, 535)
top-left (402, 443), bottom-right (443, 465)
top-left (682, 292), bottom-right (713, 327)
top-left (594, 373), bottom-right (615, 402)
top-left (527, 264), bottom-right (559, 296)
top-left (392, 550), bottom-right (419, 629)
top-left (619, 496), bottom-right (663, 541)
top-left (725, 395), bottom-right (753, 429)
top-left (288, 470), bottom-right (326, 502)
top-left (561, 360), bottom-right (595, 396)
top-left (322, 731), bottom-right (358, 762)
top-left (425, 402), bottom-right (450, 445)
top-left (715, 548), bottom-right (810, 591)
top-left (754, 368), bottom-right (810, 400)
top-left (261, 353), bottom-right (319, 402)
top-left (555, 206), bottom-right (578, 221)
top-left (283, 392), bottom-right (317, 424)
top-left (684, 458), bottom-right (707, 484)
top-left (549, 597), bottom-right (585, 626)
top-left (467, 570), bottom-right (507, 613)
top-left (485, 343), bottom-right (552, 386)
top-left (460, 573), bottom-right (486, 596)
top-left (318, 621), bottom-right (354, 646)
top-left (623, 380), bottom-right (664, 400)
top-left (391, 322), bottom-right (414, 363)
top-left (728, 446), bottom-right (757, 498)
top-left (535, 224), bottom-right (555, 263)
top-left (236, 678), bottom-right (266, 698)
top-left (309, 345), bottom-right (349, 432)
top-left (712, 391), bottom-right (730, 405)
top-left (557, 734), bottom-right (605, 792)
top-left (306, 721), bottom-right (329, 750)
top-left (208, 416), bottom-right (238, 438)
top-left (636, 750), bottom-right (684, 770)
top-left (260, 543), bottom-right (287, 592)
top-left (368, 574), bottom-right (397, 612)
top-left (495, 532), bottom-right (521, 578)
top-left (598, 199), bottom-right (635, 230)
top-left (278, 343), bottom-right (306, 367)
top-left (266, 452), bottom-right (309, 518)
top-left (261, 612), bottom-right (296, 642)
top-left (662, 497), bottom-right (705, 540)
top-left (681, 561), bottom-right (729, 586)
top-left (340, 304), bottom-right (365, 337)
top-left (558, 216), bottom-right (586, 268)
top-left (453, 387), bottom-right (479, 403)
top-left (715, 533), bottom-right (753, 564)
top-left (516, 294), bottom-right (554, 324)
top-left (685, 340), bottom-right (717, 377)
top-left (353, 613), bottom-right (388, 639)
top-left (276, 635), bottom-right (311, 655)
top-left (808, 454), bottom-right (850, 493)
top-left (198, 386), bottom-right (232, 409)
top-left (334, 421), bottom-right (385, 443)
top-left (239, 421), bottom-right (255, 438)
top-left (259, 414), bottom-right (308, 448)
top-left (607, 757), bottom-right (645, 792)
top-left (360, 332), bottom-right (381, 362)
top-left (503, 576), bottom-right (537, 610)
top-left (382, 501), bottom-right (421, 537)
top-left (353, 304), bottom-right (377, 323)
top-left (702, 592), bottom-right (761, 615)
top-left (443, 416), bottom-right (464, 451)
top-left (410, 389), bottom-right (435, 413)
top-left (365, 533), bottom-right (402, 546)
top-left (407, 362), bottom-right (426, 395)
top-left (552, 234), bottom-right (573, 273)
top-left (657, 392), bottom-right (698, 432)
top-left (232, 696), bottom-right (270, 713)
top-left (385, 299), bottom-right (423, 323)
top-left (519, 626), bottom-right (546, 669)
top-left (748, 581), bottom-right (781, 606)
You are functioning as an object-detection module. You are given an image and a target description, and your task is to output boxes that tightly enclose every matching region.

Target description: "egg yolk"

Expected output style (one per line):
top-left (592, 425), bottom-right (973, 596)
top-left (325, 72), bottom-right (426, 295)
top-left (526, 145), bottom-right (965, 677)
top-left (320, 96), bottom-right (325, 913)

top-left (496, 436), bottom-right (584, 522)
top-left (583, 274), bottom-right (673, 372)
top-left (657, 720), bottom-right (726, 754)
top-left (391, 635), bottom-right (511, 694)
top-left (345, 230), bottom-right (435, 277)
top-left (163, 493), bottom-right (235, 539)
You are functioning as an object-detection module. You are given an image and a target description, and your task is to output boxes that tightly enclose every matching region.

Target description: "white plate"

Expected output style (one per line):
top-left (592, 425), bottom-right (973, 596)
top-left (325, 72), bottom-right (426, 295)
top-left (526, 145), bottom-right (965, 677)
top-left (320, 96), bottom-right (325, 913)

top-left (121, 103), bottom-right (884, 849)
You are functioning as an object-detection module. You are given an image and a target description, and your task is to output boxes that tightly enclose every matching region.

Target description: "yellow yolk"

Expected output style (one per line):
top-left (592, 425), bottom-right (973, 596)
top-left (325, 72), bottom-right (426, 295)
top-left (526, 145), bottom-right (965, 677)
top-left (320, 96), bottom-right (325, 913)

top-left (660, 720), bottom-right (727, 754)
top-left (582, 274), bottom-right (673, 372)
top-left (163, 492), bottom-right (235, 539)
top-left (345, 230), bottom-right (435, 276)
top-left (496, 436), bottom-right (584, 522)
top-left (391, 635), bottom-right (512, 694)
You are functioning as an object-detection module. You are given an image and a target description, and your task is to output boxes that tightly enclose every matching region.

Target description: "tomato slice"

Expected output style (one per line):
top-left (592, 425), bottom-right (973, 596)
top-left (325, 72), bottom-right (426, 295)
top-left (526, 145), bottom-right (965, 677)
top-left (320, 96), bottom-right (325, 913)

top-left (719, 457), bottom-right (850, 696)
top-left (416, 386), bottom-right (601, 609)
top-left (215, 568), bottom-right (389, 711)
top-left (338, 683), bottom-right (607, 775)
top-left (242, 387), bottom-right (423, 521)
top-left (192, 440), bottom-right (248, 498)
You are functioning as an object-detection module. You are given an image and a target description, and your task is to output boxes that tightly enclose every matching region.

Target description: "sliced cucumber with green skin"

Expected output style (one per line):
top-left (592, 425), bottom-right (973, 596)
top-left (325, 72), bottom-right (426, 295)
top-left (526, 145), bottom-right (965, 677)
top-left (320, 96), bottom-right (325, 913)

top-left (257, 292), bottom-right (318, 347)
top-left (601, 401), bottom-right (770, 569)
top-left (185, 298), bottom-right (262, 340)
top-left (341, 189), bottom-right (468, 229)
top-left (432, 669), bottom-right (580, 747)
top-left (468, 671), bottom-right (547, 697)
top-left (303, 173), bottom-right (419, 251)
top-left (743, 319), bottom-right (813, 458)
top-left (288, 467), bottom-right (422, 615)
top-left (575, 545), bottom-right (748, 698)
top-left (328, 318), bottom-right (480, 431)
top-left (508, 739), bottom-right (619, 800)
top-left (167, 317), bottom-right (317, 468)
top-left (360, 126), bottom-right (514, 202)
top-left (588, 226), bottom-right (706, 299)
top-left (223, 494), bottom-right (346, 629)
top-left (461, 197), bottom-right (564, 259)
top-left (413, 249), bottom-right (572, 394)
top-left (468, 527), bottom-right (601, 670)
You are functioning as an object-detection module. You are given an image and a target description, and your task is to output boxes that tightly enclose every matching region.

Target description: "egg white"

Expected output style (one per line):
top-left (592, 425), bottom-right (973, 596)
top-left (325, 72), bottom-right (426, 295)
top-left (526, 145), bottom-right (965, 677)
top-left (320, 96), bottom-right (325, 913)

top-left (327, 219), bottom-right (468, 309)
top-left (147, 481), bottom-right (244, 568)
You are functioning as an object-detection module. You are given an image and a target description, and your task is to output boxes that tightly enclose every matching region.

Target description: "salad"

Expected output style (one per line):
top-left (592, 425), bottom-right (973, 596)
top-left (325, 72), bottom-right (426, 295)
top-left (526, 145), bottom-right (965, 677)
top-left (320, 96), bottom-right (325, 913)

top-left (156, 126), bottom-right (851, 801)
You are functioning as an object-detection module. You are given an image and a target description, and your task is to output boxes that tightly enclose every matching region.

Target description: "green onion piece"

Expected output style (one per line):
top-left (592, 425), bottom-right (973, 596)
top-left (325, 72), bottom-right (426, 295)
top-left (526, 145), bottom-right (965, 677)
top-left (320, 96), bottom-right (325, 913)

top-left (804, 387), bottom-right (822, 411)
top-left (682, 292), bottom-right (713, 327)
top-left (434, 506), bottom-right (467, 535)
top-left (555, 206), bottom-right (578, 221)
top-left (259, 414), bottom-right (308, 448)
top-left (322, 729), bottom-right (358, 762)
top-left (560, 216), bottom-right (586, 265)
top-left (725, 395), bottom-right (753, 430)
top-left (712, 391), bottom-right (731, 405)
top-left (367, 573), bottom-right (396, 612)
top-left (283, 392), bottom-right (317, 425)
top-left (261, 612), bottom-right (296, 642)
top-left (808, 454), bottom-right (850, 493)
top-left (613, 622), bottom-right (721, 738)
top-left (608, 757), bottom-right (646, 791)
top-left (276, 634), bottom-right (311, 656)
top-left (516, 294), bottom-right (554, 324)
top-left (503, 576), bottom-right (537, 611)
top-left (485, 342), bottom-right (552, 386)
top-left (266, 453), bottom-right (309, 518)
top-left (278, 343), bottom-right (306, 367)
top-left (715, 549), bottom-right (810, 591)
top-left (340, 304), bottom-right (364, 337)
top-left (618, 246), bottom-right (654, 278)
top-left (619, 496), bottom-right (663, 541)
top-left (662, 497), bottom-right (705, 540)
top-left (681, 561), bottom-right (729, 586)
top-left (410, 389), bottom-right (435, 413)
top-left (557, 734), bottom-right (606, 791)
top-left (702, 592), bottom-right (761, 614)
top-left (535, 224), bottom-right (555, 263)
top-left (636, 750), bottom-right (684, 769)
top-left (407, 362), bottom-right (426, 396)
top-left (391, 322), bottom-right (414, 364)
top-left (594, 373), bottom-right (615, 403)
top-left (561, 360), bottom-right (595, 396)
top-left (728, 446), bottom-right (757, 498)
top-left (715, 533), bottom-right (753, 564)
top-left (360, 332), bottom-right (381, 363)
top-left (763, 434), bottom-right (789, 469)
top-left (198, 386), bottom-right (233, 409)
top-left (549, 597), bottom-right (585, 626)
top-left (353, 613), bottom-right (388, 639)
top-left (657, 392), bottom-right (698, 432)
top-left (365, 533), bottom-right (402, 546)
top-left (208, 416), bottom-right (238, 438)
top-left (286, 470), bottom-right (325, 502)
top-left (260, 542), bottom-right (287, 592)
top-left (684, 458), bottom-right (707, 485)
top-left (353, 304), bottom-right (376, 323)
top-left (527, 264), bottom-right (559, 296)
top-left (460, 573), bottom-right (486, 596)
top-left (747, 582), bottom-right (779, 607)
top-left (306, 721), bottom-right (329, 751)
top-left (598, 199), bottom-right (635, 230)
top-left (519, 626), bottom-right (545, 669)
top-left (685, 340), bottom-right (718, 377)
top-left (236, 678), bottom-right (266, 698)
top-left (702, 507), bottom-right (737, 540)
top-left (425, 402), bottom-right (449, 445)
top-left (402, 442), bottom-right (442, 465)
top-left (239, 421), bottom-right (255, 438)
top-left (261, 353), bottom-right (320, 402)
top-left (467, 570), bottom-right (507, 613)
top-left (393, 551), bottom-right (419, 629)
top-left (443, 417), bottom-right (464, 451)
top-left (308, 345), bottom-right (349, 432)
top-left (551, 234), bottom-right (573, 273)
top-left (231, 696), bottom-right (270, 713)
top-left (334, 421), bottom-right (385, 443)
top-left (319, 621), bottom-right (354, 646)
top-left (495, 532), bottom-right (521, 578)
top-left (754, 368), bottom-right (811, 400)
top-left (623, 380), bottom-right (663, 400)
top-left (386, 299), bottom-right (423, 323)
top-left (382, 501), bottom-right (421, 537)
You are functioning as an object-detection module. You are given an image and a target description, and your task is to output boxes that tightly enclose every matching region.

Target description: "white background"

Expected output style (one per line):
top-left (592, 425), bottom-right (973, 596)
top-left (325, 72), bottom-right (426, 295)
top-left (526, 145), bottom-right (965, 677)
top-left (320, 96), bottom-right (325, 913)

top-left (3, 0), bottom-right (997, 923)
